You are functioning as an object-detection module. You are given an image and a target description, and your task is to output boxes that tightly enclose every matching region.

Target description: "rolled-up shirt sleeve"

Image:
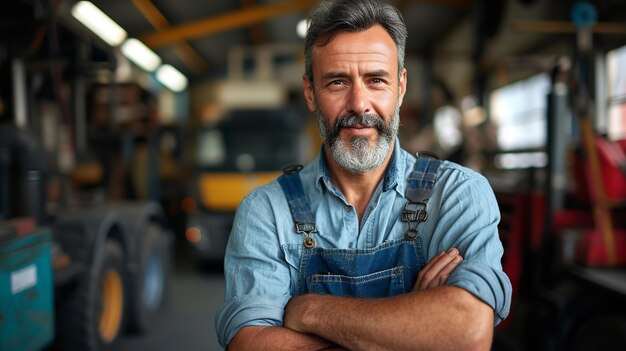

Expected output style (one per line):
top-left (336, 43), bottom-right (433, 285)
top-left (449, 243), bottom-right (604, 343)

top-left (215, 187), bottom-right (292, 347)
top-left (426, 169), bottom-right (512, 325)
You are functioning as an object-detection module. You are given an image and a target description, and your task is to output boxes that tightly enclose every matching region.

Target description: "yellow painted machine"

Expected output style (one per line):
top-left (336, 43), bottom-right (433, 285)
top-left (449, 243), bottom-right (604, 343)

top-left (197, 172), bottom-right (280, 211)
top-left (183, 106), bottom-right (316, 263)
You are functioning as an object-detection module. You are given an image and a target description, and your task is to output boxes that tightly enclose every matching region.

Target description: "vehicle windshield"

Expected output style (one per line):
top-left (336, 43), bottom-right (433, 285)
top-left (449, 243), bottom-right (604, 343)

top-left (196, 107), bottom-right (307, 172)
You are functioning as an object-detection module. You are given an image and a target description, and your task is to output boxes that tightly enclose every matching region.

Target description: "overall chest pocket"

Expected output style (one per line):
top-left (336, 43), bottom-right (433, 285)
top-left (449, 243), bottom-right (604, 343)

top-left (308, 265), bottom-right (408, 298)
top-left (299, 238), bottom-right (425, 298)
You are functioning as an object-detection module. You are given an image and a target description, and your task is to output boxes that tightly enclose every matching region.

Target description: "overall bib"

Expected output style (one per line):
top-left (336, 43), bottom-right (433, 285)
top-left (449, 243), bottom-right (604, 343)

top-left (278, 156), bottom-right (442, 298)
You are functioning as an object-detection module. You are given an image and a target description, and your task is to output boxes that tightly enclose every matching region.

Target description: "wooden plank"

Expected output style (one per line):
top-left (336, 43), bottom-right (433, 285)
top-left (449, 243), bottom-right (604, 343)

top-left (579, 117), bottom-right (617, 266)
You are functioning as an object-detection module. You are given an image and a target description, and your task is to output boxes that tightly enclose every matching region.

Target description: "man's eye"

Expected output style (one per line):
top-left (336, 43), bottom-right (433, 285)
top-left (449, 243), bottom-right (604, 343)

top-left (330, 80), bottom-right (344, 85)
top-left (370, 78), bottom-right (385, 84)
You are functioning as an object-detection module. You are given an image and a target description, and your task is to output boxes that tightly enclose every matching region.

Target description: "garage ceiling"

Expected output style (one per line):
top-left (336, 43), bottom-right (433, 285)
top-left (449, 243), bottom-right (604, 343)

top-left (84, 0), bottom-right (472, 82)
top-left (3, 0), bottom-right (626, 87)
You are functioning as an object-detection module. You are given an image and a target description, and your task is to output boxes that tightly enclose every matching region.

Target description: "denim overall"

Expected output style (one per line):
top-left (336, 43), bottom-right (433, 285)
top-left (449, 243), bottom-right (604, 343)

top-left (278, 156), bottom-right (442, 298)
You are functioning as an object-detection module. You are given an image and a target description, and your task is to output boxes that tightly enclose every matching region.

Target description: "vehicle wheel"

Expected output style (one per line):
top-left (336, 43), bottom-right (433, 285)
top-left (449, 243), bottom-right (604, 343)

top-left (128, 223), bottom-right (171, 333)
top-left (58, 240), bottom-right (127, 351)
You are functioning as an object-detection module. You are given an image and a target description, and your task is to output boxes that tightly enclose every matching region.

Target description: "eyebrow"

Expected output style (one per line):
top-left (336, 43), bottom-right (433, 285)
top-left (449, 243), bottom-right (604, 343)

top-left (320, 69), bottom-right (391, 81)
top-left (321, 71), bottom-right (349, 81)
top-left (364, 69), bottom-right (390, 78)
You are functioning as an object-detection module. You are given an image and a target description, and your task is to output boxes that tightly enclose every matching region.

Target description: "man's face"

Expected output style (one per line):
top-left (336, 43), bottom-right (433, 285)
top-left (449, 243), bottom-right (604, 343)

top-left (303, 25), bottom-right (407, 174)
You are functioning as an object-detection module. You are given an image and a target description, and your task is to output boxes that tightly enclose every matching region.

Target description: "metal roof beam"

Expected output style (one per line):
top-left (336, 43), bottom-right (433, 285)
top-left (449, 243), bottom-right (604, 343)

top-left (132, 0), bottom-right (209, 73)
top-left (513, 20), bottom-right (626, 34)
top-left (140, 0), bottom-right (317, 48)
top-left (241, 0), bottom-right (268, 45)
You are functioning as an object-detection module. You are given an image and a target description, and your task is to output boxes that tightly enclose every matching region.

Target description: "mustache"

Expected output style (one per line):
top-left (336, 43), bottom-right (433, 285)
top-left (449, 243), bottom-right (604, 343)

top-left (333, 113), bottom-right (387, 134)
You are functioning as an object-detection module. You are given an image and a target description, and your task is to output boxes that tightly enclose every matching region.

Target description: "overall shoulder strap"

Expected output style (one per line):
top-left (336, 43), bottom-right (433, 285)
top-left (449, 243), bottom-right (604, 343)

top-left (277, 165), bottom-right (317, 248)
top-left (402, 153), bottom-right (442, 240)
top-left (406, 154), bottom-right (442, 202)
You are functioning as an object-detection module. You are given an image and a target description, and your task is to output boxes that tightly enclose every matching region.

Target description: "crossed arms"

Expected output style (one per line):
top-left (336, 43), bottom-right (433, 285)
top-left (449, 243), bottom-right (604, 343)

top-left (220, 171), bottom-right (510, 350)
top-left (228, 248), bottom-right (494, 351)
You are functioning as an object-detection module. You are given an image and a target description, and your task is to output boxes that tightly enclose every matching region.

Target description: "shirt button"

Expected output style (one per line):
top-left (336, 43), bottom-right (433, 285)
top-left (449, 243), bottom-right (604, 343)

top-left (344, 206), bottom-right (351, 212)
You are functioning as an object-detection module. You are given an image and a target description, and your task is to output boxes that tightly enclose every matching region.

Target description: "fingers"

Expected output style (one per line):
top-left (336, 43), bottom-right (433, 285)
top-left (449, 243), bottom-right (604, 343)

top-left (414, 248), bottom-right (463, 291)
top-left (427, 254), bottom-right (462, 289)
top-left (414, 251), bottom-right (445, 288)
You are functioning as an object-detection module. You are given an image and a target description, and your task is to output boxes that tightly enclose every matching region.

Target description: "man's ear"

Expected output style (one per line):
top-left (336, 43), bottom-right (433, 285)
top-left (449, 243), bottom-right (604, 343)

top-left (398, 68), bottom-right (407, 107)
top-left (303, 74), bottom-right (317, 112)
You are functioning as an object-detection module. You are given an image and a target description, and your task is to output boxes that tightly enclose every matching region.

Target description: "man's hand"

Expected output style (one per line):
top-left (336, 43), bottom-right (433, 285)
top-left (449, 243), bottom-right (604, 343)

top-left (414, 248), bottom-right (463, 290)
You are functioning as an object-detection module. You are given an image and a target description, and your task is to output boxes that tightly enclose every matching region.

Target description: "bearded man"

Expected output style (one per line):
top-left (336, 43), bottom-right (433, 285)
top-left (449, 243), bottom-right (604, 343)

top-left (216, 1), bottom-right (511, 350)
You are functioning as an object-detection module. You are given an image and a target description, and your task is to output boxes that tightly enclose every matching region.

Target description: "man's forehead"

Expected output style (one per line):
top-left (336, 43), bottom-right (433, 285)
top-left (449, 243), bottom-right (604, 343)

top-left (314, 25), bottom-right (396, 53)
top-left (311, 25), bottom-right (398, 71)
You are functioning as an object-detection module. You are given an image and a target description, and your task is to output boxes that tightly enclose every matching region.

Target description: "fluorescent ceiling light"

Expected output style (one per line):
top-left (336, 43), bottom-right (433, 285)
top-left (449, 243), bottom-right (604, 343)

top-left (121, 38), bottom-right (161, 72)
top-left (71, 1), bottom-right (127, 46)
top-left (156, 64), bottom-right (188, 92)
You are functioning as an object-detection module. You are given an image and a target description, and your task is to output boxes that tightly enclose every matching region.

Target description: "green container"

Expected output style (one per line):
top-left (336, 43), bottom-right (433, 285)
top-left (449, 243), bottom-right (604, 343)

top-left (0, 229), bottom-right (54, 351)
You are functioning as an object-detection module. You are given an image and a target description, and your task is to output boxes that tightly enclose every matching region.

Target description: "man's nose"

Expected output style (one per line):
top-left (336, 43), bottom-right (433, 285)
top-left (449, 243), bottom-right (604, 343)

top-left (347, 82), bottom-right (370, 115)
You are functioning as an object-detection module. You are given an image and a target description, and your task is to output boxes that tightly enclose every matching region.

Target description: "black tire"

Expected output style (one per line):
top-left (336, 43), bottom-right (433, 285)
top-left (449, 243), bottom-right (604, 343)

top-left (127, 223), bottom-right (171, 333)
top-left (57, 240), bottom-right (127, 351)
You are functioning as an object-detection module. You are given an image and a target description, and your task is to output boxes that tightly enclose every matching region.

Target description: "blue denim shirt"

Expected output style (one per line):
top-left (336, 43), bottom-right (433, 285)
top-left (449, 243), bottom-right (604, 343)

top-left (215, 141), bottom-right (512, 347)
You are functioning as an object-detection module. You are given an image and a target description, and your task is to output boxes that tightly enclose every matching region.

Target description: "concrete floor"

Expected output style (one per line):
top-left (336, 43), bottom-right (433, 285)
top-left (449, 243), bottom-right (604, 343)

top-left (115, 245), bottom-right (225, 351)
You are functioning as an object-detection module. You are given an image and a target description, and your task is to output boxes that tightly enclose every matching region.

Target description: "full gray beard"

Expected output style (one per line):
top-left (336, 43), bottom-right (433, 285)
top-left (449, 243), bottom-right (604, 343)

top-left (318, 104), bottom-right (400, 174)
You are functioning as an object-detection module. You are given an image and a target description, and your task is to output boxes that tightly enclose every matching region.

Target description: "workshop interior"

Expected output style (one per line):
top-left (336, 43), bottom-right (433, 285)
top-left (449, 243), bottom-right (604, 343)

top-left (1, 0), bottom-right (626, 350)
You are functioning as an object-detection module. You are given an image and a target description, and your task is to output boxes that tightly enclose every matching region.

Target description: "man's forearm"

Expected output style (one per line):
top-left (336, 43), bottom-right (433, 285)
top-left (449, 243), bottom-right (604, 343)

top-left (228, 325), bottom-right (346, 351)
top-left (284, 286), bottom-right (494, 351)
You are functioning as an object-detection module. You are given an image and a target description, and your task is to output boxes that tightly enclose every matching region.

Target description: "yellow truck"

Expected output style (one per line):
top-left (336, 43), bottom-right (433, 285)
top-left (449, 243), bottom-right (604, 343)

top-left (183, 107), bottom-right (316, 263)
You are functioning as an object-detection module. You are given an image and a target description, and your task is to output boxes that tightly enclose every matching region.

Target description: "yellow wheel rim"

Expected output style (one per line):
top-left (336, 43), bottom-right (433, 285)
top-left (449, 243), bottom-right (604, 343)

top-left (99, 269), bottom-right (124, 343)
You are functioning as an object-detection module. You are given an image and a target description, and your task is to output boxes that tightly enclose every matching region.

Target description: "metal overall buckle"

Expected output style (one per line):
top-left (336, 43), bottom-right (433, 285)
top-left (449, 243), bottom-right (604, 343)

top-left (296, 222), bottom-right (317, 249)
top-left (401, 201), bottom-right (428, 240)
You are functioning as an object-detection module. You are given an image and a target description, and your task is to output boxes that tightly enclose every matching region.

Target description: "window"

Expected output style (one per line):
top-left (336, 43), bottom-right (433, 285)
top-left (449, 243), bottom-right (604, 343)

top-left (607, 45), bottom-right (626, 141)
top-left (195, 108), bottom-right (307, 172)
top-left (489, 73), bottom-right (550, 151)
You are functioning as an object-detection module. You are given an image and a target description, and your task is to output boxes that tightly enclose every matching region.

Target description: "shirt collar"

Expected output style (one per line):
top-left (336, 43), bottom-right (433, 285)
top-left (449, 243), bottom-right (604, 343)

top-left (314, 138), bottom-right (405, 195)
top-left (314, 146), bottom-right (332, 192)
top-left (384, 137), bottom-right (404, 195)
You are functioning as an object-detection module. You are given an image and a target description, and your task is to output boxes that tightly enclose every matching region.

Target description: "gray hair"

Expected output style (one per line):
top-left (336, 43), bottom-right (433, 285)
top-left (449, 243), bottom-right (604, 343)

top-left (304, 0), bottom-right (407, 83)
